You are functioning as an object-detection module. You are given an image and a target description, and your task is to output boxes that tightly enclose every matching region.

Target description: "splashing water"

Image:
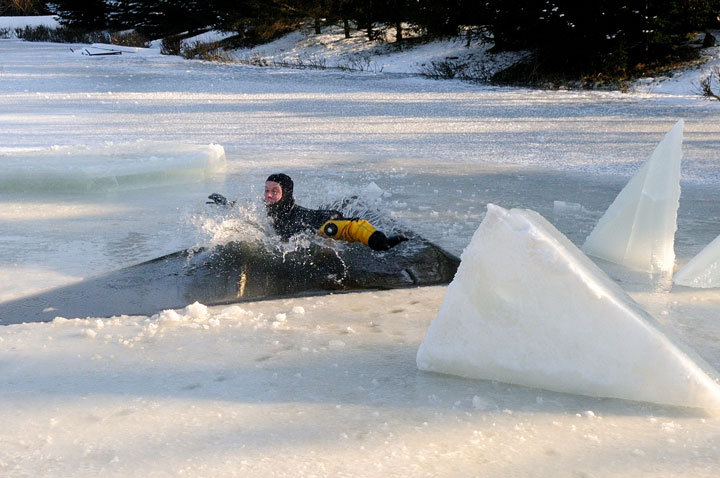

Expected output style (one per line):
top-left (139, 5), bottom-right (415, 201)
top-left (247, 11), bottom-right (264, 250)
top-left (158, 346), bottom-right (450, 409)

top-left (191, 200), bottom-right (271, 248)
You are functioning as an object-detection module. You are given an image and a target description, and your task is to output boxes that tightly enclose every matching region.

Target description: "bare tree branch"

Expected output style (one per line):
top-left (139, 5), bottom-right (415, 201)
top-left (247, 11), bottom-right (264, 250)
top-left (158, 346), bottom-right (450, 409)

top-left (697, 66), bottom-right (720, 101)
top-left (1, 0), bottom-right (44, 15)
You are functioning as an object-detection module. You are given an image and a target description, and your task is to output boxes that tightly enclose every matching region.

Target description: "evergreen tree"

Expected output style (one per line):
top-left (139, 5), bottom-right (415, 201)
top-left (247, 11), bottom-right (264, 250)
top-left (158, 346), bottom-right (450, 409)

top-left (295, 0), bottom-right (333, 33)
top-left (417, 0), bottom-right (464, 36)
top-left (329, 0), bottom-right (358, 38)
top-left (51, 0), bottom-right (110, 31)
top-left (211, 0), bottom-right (302, 42)
top-left (137, 0), bottom-right (216, 38)
top-left (105, 1), bottom-right (147, 31)
top-left (485, 0), bottom-right (720, 81)
top-left (372, 0), bottom-right (413, 43)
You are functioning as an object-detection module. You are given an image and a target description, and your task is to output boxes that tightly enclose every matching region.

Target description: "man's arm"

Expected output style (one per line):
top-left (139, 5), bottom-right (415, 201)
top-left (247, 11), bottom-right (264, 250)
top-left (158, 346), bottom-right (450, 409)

top-left (207, 193), bottom-right (235, 207)
top-left (319, 219), bottom-right (407, 251)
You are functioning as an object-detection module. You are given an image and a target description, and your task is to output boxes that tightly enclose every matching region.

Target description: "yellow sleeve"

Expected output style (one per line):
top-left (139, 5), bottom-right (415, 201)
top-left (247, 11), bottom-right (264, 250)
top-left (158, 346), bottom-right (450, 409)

top-left (318, 219), bottom-right (377, 246)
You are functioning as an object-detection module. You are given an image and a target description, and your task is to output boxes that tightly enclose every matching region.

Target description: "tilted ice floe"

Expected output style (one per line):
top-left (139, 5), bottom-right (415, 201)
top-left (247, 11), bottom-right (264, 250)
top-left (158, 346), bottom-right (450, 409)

top-left (674, 234), bottom-right (720, 288)
top-left (0, 141), bottom-right (226, 192)
top-left (0, 223), bottom-right (460, 324)
top-left (583, 120), bottom-right (683, 273)
top-left (417, 204), bottom-right (720, 410)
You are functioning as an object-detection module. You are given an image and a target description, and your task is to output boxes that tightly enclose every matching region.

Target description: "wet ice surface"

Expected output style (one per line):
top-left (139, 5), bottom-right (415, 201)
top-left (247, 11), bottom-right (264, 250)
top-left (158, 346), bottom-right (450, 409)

top-left (2, 40), bottom-right (720, 476)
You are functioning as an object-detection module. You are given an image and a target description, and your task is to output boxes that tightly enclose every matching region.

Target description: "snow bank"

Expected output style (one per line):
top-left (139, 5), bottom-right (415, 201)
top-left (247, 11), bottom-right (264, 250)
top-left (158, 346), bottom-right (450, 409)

top-left (227, 24), bottom-right (523, 76)
top-left (181, 30), bottom-right (235, 49)
top-left (0, 142), bottom-right (226, 192)
top-left (674, 234), bottom-right (720, 288)
top-left (639, 32), bottom-right (720, 95)
top-left (0, 15), bottom-right (59, 36)
top-left (417, 204), bottom-right (720, 410)
top-left (583, 120), bottom-right (683, 273)
top-left (69, 43), bottom-right (160, 56)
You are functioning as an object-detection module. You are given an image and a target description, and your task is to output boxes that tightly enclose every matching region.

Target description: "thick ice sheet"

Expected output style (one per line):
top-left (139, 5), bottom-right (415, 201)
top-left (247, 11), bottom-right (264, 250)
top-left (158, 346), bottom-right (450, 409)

top-left (583, 120), bottom-right (683, 272)
top-left (0, 142), bottom-right (226, 192)
top-left (417, 204), bottom-right (720, 410)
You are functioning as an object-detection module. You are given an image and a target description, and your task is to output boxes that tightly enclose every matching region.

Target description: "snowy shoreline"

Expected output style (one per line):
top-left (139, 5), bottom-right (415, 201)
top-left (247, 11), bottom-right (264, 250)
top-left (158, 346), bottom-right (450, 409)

top-left (3, 16), bottom-right (720, 95)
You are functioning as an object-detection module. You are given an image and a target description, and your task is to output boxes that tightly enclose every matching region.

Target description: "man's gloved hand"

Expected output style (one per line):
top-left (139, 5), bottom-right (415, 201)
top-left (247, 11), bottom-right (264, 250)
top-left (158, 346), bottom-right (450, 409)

top-left (207, 193), bottom-right (229, 206)
top-left (368, 232), bottom-right (408, 251)
top-left (386, 235), bottom-right (409, 249)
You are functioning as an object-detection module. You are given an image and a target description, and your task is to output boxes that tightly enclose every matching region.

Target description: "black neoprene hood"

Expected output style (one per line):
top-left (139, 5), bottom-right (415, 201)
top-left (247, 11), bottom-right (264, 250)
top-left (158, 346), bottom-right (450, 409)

top-left (266, 173), bottom-right (294, 200)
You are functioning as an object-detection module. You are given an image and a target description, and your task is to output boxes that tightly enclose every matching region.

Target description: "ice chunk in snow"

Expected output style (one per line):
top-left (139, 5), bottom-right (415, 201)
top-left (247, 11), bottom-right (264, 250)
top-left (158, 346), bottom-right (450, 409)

top-left (363, 182), bottom-right (384, 200)
top-left (417, 204), bottom-right (720, 410)
top-left (0, 142), bottom-right (226, 192)
top-left (553, 200), bottom-right (585, 215)
top-left (674, 234), bottom-right (720, 288)
top-left (583, 120), bottom-right (683, 272)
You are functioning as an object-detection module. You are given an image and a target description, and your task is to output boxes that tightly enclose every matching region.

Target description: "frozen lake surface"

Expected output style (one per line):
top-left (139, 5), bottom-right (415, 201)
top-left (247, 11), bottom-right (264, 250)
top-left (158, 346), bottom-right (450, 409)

top-left (1, 39), bottom-right (720, 476)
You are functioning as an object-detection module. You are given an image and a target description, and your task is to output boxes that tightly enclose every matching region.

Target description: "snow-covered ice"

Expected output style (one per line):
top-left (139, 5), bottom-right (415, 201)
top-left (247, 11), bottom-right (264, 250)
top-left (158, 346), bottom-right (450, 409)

top-left (0, 15), bottom-right (59, 36)
top-left (417, 204), bottom-right (720, 409)
top-left (2, 30), bottom-right (720, 476)
top-left (583, 120), bottom-right (683, 273)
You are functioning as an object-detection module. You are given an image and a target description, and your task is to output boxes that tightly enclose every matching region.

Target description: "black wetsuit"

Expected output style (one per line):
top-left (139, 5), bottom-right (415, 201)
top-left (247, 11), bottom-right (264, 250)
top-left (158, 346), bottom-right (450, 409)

top-left (210, 171), bottom-right (406, 250)
top-left (266, 196), bottom-right (407, 251)
top-left (266, 197), bottom-right (342, 240)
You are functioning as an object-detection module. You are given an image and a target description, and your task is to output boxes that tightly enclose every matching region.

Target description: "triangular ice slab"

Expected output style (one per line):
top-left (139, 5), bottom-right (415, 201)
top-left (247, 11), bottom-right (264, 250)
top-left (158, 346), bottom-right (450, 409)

top-left (417, 204), bottom-right (720, 410)
top-left (583, 120), bottom-right (684, 272)
top-left (674, 234), bottom-right (720, 288)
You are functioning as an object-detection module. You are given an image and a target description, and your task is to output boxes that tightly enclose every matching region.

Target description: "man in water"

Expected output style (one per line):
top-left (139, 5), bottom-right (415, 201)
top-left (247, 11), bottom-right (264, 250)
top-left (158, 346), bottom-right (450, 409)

top-left (208, 173), bottom-right (407, 251)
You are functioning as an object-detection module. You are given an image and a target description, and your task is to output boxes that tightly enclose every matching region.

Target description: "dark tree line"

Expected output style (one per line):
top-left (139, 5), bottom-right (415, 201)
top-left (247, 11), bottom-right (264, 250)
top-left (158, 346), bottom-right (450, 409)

top-left (47, 1), bottom-right (488, 40)
top-left (487, 1), bottom-right (720, 81)
top-left (490, 1), bottom-right (720, 53)
top-left (47, 1), bottom-right (720, 45)
top-left (44, 1), bottom-right (720, 75)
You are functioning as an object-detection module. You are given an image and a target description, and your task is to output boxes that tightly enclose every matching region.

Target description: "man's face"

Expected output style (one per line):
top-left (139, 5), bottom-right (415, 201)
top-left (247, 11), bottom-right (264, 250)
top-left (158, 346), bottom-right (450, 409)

top-left (264, 180), bottom-right (283, 205)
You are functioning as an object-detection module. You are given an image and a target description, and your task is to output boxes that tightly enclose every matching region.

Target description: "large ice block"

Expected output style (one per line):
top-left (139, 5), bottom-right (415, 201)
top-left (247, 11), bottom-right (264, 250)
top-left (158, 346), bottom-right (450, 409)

top-left (417, 204), bottom-right (720, 410)
top-left (583, 120), bottom-right (684, 272)
top-left (0, 141), bottom-right (226, 192)
top-left (674, 234), bottom-right (720, 288)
